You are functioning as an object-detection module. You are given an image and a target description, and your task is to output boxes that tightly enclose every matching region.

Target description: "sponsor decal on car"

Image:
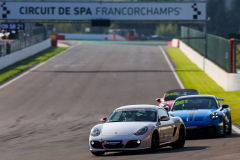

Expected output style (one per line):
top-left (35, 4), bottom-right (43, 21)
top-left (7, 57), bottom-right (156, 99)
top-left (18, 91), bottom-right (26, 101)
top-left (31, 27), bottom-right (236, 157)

top-left (185, 125), bottom-right (199, 129)
top-left (175, 99), bottom-right (188, 106)
top-left (165, 92), bottom-right (177, 97)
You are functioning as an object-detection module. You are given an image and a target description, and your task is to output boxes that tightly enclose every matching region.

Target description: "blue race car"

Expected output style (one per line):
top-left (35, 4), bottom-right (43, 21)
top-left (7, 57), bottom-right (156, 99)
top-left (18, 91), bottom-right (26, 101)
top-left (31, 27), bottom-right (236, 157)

top-left (169, 95), bottom-right (231, 137)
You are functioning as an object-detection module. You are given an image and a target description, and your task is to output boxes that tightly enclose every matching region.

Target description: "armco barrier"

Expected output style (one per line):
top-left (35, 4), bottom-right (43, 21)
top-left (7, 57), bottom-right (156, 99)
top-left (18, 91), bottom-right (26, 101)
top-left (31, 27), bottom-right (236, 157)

top-left (178, 40), bottom-right (240, 91)
top-left (0, 39), bottom-right (51, 70)
top-left (58, 33), bottom-right (126, 41)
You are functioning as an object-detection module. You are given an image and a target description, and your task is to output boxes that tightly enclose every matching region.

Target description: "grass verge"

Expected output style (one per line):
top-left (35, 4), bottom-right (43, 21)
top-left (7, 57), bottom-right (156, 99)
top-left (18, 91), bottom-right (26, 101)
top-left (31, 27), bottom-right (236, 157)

top-left (0, 47), bottom-right (68, 83)
top-left (166, 48), bottom-right (240, 125)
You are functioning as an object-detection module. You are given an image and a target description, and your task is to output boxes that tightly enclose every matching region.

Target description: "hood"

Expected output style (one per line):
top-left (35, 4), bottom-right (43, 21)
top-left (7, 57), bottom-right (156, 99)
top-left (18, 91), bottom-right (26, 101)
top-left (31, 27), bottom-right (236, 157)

top-left (170, 109), bottom-right (217, 122)
top-left (102, 122), bottom-right (152, 136)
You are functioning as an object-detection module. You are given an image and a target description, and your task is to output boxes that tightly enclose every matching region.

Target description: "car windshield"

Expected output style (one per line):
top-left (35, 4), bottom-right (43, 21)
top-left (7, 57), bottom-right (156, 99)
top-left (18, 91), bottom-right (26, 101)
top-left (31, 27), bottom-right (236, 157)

top-left (107, 109), bottom-right (156, 122)
top-left (172, 98), bottom-right (218, 111)
top-left (164, 91), bottom-right (199, 101)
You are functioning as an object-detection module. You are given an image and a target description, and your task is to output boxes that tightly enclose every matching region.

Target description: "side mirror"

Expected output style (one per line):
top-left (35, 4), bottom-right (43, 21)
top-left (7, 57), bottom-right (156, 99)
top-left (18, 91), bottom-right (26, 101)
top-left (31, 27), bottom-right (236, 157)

top-left (163, 106), bottom-right (170, 112)
top-left (156, 98), bottom-right (161, 102)
top-left (101, 117), bottom-right (107, 122)
top-left (222, 104), bottom-right (229, 109)
top-left (159, 116), bottom-right (170, 121)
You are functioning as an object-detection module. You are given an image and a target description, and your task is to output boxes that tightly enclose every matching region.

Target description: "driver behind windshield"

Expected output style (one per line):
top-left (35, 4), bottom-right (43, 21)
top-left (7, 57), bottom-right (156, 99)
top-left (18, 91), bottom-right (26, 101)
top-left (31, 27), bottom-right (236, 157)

top-left (108, 109), bottom-right (156, 122)
top-left (125, 112), bottom-right (136, 121)
top-left (172, 98), bottom-right (218, 111)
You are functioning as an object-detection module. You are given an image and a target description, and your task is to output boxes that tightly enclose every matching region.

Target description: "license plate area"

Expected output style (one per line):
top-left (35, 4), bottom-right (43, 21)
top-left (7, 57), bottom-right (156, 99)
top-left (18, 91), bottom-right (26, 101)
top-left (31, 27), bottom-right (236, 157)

top-left (104, 140), bottom-right (122, 145)
top-left (186, 125), bottom-right (199, 129)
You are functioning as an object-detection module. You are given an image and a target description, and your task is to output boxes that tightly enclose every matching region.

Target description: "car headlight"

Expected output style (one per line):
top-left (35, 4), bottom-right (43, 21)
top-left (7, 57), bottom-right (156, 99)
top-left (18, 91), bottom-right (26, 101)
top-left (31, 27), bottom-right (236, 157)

top-left (211, 112), bottom-right (219, 119)
top-left (90, 127), bottom-right (100, 136)
top-left (134, 126), bottom-right (148, 136)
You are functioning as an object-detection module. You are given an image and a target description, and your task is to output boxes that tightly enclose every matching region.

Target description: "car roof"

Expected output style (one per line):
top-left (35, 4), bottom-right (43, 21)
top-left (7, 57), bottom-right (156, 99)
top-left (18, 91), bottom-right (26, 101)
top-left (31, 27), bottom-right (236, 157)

top-left (166, 89), bottom-right (198, 93)
top-left (117, 104), bottom-right (158, 110)
top-left (177, 95), bottom-right (216, 99)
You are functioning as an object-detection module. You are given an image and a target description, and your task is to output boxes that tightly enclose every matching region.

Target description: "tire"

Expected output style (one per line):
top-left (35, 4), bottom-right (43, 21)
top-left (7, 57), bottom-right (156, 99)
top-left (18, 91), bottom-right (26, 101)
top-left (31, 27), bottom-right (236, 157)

top-left (172, 125), bottom-right (185, 149)
top-left (151, 131), bottom-right (159, 151)
top-left (91, 151), bottom-right (105, 156)
top-left (227, 114), bottom-right (232, 135)
top-left (220, 118), bottom-right (226, 137)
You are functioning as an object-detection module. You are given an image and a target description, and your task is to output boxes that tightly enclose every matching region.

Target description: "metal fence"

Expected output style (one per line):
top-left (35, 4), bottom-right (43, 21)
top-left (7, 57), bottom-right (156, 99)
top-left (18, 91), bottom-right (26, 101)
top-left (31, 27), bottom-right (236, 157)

top-left (181, 26), bottom-right (230, 72)
top-left (0, 42), bottom-right (7, 56)
top-left (233, 40), bottom-right (240, 73)
top-left (0, 27), bottom-right (47, 57)
top-left (10, 34), bottom-right (44, 53)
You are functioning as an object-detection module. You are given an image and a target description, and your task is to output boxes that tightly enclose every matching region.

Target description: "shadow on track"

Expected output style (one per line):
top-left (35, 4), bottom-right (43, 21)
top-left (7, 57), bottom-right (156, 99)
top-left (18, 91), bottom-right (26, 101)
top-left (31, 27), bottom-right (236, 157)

top-left (103, 146), bottom-right (208, 157)
top-left (186, 133), bottom-right (240, 141)
top-left (31, 70), bottom-right (173, 73)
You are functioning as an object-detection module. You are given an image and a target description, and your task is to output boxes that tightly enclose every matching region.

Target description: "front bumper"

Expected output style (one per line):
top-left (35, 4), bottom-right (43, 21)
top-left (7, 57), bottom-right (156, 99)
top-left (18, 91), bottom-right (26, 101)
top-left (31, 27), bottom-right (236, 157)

top-left (89, 134), bottom-right (152, 151)
top-left (184, 121), bottom-right (224, 136)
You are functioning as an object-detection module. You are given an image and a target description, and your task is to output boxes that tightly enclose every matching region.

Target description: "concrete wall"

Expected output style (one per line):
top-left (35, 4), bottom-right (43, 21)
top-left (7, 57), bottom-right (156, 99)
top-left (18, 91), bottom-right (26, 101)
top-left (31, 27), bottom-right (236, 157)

top-left (178, 40), bottom-right (240, 91)
top-left (58, 33), bottom-right (126, 41)
top-left (172, 39), bottom-right (179, 47)
top-left (0, 39), bottom-right (51, 70)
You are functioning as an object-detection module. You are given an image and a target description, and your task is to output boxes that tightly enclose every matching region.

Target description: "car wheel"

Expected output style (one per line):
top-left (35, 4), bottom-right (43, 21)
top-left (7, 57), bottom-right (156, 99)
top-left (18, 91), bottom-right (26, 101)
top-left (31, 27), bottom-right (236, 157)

top-left (151, 131), bottom-right (159, 151)
top-left (227, 114), bottom-right (232, 135)
top-left (172, 125), bottom-right (185, 148)
top-left (91, 151), bottom-right (105, 156)
top-left (220, 118), bottom-right (226, 137)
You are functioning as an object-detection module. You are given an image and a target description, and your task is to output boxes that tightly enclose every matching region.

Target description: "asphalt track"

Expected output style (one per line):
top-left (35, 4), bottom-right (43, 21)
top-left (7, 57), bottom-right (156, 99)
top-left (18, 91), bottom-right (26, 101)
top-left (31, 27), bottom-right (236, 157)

top-left (0, 42), bottom-right (240, 160)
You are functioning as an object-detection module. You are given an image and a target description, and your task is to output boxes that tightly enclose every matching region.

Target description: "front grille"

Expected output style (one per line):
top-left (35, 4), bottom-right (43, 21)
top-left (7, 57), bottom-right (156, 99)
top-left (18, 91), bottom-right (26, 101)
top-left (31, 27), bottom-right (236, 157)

top-left (124, 140), bottom-right (141, 148)
top-left (104, 144), bottom-right (124, 149)
top-left (186, 126), bottom-right (217, 136)
top-left (91, 141), bottom-right (103, 149)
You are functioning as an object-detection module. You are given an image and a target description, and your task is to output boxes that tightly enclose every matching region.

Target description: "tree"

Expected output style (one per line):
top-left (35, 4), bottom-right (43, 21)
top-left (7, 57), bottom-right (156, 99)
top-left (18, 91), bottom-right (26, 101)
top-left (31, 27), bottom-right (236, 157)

top-left (228, 0), bottom-right (240, 36)
top-left (207, 0), bottom-right (228, 38)
top-left (155, 24), bottom-right (179, 37)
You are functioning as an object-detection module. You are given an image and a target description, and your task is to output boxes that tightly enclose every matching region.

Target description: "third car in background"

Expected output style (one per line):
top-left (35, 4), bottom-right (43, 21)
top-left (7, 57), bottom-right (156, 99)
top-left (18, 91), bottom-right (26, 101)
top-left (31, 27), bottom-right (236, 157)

top-left (156, 89), bottom-right (199, 111)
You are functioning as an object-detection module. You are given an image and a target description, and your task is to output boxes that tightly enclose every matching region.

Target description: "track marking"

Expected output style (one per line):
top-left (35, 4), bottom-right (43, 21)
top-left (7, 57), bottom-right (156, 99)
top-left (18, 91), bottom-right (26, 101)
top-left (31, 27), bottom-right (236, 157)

top-left (159, 46), bottom-right (240, 133)
top-left (232, 125), bottom-right (240, 134)
top-left (203, 153), bottom-right (240, 160)
top-left (158, 46), bottom-right (184, 89)
top-left (0, 43), bottom-right (81, 90)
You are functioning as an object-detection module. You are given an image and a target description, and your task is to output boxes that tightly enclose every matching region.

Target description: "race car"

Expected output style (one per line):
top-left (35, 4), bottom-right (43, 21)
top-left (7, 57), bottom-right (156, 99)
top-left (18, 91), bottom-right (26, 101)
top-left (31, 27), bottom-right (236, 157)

top-left (156, 89), bottom-right (199, 111)
top-left (169, 95), bottom-right (232, 136)
top-left (89, 104), bottom-right (186, 156)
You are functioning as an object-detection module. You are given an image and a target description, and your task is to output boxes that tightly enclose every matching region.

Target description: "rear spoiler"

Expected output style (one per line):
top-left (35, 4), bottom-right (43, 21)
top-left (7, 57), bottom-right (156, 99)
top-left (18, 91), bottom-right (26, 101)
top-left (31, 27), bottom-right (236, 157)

top-left (217, 98), bottom-right (224, 102)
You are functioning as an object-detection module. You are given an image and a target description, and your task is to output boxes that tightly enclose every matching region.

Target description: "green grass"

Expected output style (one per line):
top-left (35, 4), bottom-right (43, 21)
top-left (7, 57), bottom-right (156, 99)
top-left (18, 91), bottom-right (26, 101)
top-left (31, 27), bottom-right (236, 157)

top-left (166, 48), bottom-right (240, 125)
top-left (0, 47), bottom-right (68, 83)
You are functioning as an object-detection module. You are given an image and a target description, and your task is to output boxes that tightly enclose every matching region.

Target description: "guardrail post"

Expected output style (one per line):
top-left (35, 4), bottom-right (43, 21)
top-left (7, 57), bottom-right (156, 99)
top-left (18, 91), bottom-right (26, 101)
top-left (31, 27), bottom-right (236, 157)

top-left (6, 42), bottom-right (11, 54)
top-left (234, 40), bottom-right (237, 73)
top-left (230, 38), bottom-right (235, 73)
top-left (203, 21), bottom-right (207, 71)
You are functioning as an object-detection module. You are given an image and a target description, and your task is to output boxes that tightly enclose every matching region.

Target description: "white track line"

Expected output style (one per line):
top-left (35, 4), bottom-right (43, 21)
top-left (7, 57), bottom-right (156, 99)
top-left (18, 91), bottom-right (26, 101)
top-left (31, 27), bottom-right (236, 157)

top-left (0, 43), bottom-right (81, 90)
top-left (159, 46), bottom-right (184, 89)
top-left (159, 46), bottom-right (240, 134)
top-left (232, 125), bottom-right (240, 134)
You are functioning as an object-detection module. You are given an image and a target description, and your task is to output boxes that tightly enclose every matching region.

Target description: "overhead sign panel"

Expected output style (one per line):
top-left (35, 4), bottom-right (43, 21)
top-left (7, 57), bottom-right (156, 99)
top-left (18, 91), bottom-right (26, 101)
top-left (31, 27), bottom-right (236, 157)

top-left (0, 2), bottom-right (206, 21)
